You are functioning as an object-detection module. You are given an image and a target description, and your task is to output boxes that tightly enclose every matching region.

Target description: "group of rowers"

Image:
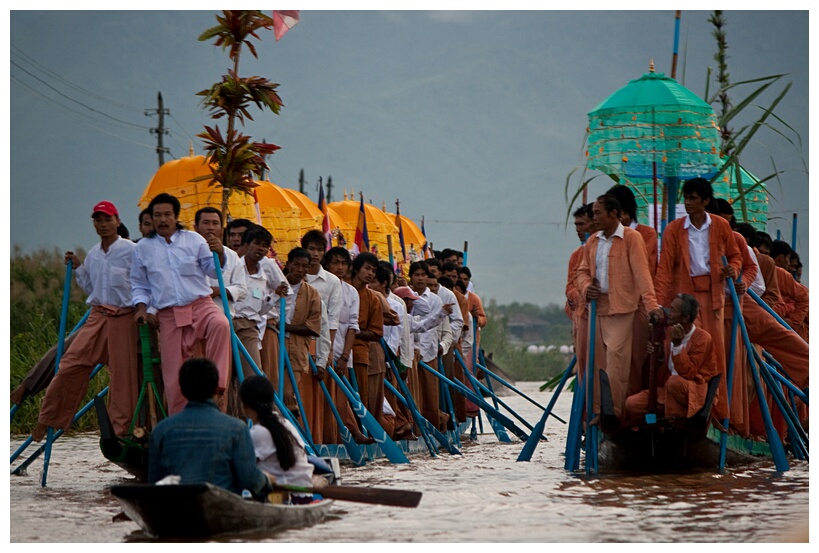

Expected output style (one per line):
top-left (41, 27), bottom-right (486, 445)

top-left (565, 179), bottom-right (808, 437)
top-left (22, 191), bottom-right (487, 498)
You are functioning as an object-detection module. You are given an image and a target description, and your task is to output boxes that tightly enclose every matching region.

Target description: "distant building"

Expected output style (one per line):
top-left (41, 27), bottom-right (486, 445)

top-left (506, 313), bottom-right (548, 344)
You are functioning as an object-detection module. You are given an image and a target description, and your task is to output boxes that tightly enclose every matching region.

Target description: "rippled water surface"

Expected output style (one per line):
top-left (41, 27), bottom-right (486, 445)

top-left (9, 382), bottom-right (809, 543)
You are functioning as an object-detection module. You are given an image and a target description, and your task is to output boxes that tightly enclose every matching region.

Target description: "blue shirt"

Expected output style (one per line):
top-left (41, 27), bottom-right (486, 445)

top-left (131, 230), bottom-right (217, 310)
top-left (148, 400), bottom-right (272, 497)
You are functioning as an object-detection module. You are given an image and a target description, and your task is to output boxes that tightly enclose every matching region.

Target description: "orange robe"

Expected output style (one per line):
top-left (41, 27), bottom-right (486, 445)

top-left (625, 326), bottom-right (719, 420)
top-left (635, 223), bottom-right (659, 278)
top-left (776, 267), bottom-right (809, 340)
top-left (576, 226), bottom-right (659, 418)
top-left (654, 214), bottom-right (742, 422)
top-left (283, 282), bottom-right (322, 440)
top-left (353, 287), bottom-right (384, 421)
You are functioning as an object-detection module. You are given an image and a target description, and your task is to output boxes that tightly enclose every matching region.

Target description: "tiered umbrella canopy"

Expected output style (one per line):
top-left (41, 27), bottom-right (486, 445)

top-left (586, 64), bottom-right (723, 224)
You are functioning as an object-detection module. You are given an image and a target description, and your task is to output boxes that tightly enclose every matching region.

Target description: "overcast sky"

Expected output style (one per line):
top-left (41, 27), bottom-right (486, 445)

top-left (6, 8), bottom-right (810, 306)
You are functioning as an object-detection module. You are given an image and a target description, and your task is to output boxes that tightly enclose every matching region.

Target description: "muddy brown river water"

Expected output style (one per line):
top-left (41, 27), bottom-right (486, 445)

top-left (8, 382), bottom-right (809, 543)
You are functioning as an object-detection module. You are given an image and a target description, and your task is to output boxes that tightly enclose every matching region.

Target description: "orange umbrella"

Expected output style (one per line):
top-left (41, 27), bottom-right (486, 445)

top-left (328, 198), bottom-right (399, 260)
top-left (138, 154), bottom-right (309, 255)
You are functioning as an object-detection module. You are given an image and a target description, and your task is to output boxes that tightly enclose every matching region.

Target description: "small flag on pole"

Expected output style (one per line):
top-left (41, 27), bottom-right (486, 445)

top-left (395, 200), bottom-right (407, 265)
top-left (273, 10), bottom-right (300, 41)
top-left (353, 192), bottom-right (369, 256)
top-left (252, 189), bottom-right (263, 225)
top-left (318, 178), bottom-right (332, 250)
top-left (421, 216), bottom-right (431, 259)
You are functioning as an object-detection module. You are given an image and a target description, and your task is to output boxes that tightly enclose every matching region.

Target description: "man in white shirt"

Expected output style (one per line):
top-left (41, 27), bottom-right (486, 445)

top-left (233, 225), bottom-right (290, 379)
top-left (194, 207), bottom-right (248, 317)
top-left (131, 193), bottom-right (231, 416)
top-left (408, 261), bottom-right (453, 432)
top-left (301, 230), bottom-right (343, 359)
top-left (321, 247), bottom-right (373, 444)
top-left (34, 201), bottom-right (139, 440)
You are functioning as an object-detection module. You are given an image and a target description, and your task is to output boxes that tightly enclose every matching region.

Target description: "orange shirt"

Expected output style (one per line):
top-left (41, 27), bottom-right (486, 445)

top-left (659, 326), bottom-right (719, 417)
top-left (353, 287), bottom-right (384, 366)
top-left (776, 266), bottom-right (809, 330)
top-left (635, 223), bottom-right (659, 278)
top-left (565, 245), bottom-right (585, 320)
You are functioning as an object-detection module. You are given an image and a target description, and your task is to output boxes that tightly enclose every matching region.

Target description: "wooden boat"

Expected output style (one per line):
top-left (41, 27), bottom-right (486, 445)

top-left (596, 372), bottom-right (767, 471)
top-left (110, 482), bottom-right (334, 539)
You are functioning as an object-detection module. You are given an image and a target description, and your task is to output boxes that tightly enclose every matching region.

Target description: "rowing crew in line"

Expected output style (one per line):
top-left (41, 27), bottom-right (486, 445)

top-left (26, 192), bottom-right (489, 450)
top-left (564, 179), bottom-right (808, 438)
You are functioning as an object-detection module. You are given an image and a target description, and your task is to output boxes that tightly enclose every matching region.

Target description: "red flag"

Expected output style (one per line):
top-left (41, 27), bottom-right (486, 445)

top-left (353, 193), bottom-right (370, 256)
top-left (273, 10), bottom-right (300, 41)
top-left (318, 179), bottom-right (332, 251)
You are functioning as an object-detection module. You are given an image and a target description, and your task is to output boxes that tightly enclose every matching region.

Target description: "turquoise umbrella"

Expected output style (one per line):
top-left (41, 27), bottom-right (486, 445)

top-left (586, 63), bottom-right (722, 225)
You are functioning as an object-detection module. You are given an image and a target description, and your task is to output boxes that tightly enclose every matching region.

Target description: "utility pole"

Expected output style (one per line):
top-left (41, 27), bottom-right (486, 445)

top-left (326, 176), bottom-right (333, 203)
top-left (146, 91), bottom-right (170, 167)
top-left (298, 168), bottom-right (305, 194)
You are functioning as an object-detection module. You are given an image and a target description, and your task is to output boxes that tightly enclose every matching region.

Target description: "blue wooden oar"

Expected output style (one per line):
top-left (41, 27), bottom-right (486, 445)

top-left (719, 297), bottom-right (741, 471)
top-left (457, 355), bottom-right (511, 443)
top-left (472, 356), bottom-right (566, 423)
top-left (455, 354), bottom-right (541, 437)
top-left (13, 383), bottom-right (109, 476)
top-left (746, 289), bottom-right (798, 334)
top-left (381, 340), bottom-right (452, 455)
top-left (724, 257), bottom-right (789, 472)
top-left (308, 356), bottom-right (366, 466)
top-left (277, 297), bottom-right (286, 399)
top-left (383, 379), bottom-right (437, 457)
top-left (233, 338), bottom-right (317, 457)
top-left (762, 351), bottom-right (808, 404)
top-left (585, 299), bottom-right (598, 475)
top-left (213, 251), bottom-right (245, 389)
top-left (41, 262), bottom-right (74, 487)
top-left (437, 354), bottom-right (460, 447)
top-left (470, 324), bottom-right (479, 440)
top-left (753, 351), bottom-right (808, 457)
top-left (281, 349), bottom-right (314, 449)
top-left (418, 360), bottom-right (527, 441)
top-left (564, 371), bottom-right (586, 471)
top-left (518, 356), bottom-right (576, 462)
top-left (325, 365), bottom-right (410, 464)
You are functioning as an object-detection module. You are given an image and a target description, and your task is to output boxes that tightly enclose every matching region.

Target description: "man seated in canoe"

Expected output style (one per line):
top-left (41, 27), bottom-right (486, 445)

top-left (148, 357), bottom-right (275, 500)
top-left (623, 294), bottom-right (720, 427)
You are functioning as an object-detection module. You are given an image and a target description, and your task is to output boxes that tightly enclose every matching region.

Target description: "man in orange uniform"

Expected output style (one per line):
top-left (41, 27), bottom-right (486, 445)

top-left (606, 185), bottom-right (659, 397)
top-left (624, 294), bottom-right (720, 424)
top-left (351, 252), bottom-right (386, 424)
top-left (654, 178), bottom-right (742, 423)
top-left (575, 194), bottom-right (661, 423)
top-left (565, 204), bottom-right (594, 382)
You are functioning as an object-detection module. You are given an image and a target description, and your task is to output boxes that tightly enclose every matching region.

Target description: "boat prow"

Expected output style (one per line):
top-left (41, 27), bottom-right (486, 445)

top-left (111, 482), bottom-right (334, 539)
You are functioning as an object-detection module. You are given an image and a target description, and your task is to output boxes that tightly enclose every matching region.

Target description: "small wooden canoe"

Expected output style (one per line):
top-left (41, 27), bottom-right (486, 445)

top-left (110, 482), bottom-right (334, 539)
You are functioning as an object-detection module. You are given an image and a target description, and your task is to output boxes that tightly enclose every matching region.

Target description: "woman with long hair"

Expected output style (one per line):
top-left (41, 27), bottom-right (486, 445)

top-left (239, 376), bottom-right (314, 504)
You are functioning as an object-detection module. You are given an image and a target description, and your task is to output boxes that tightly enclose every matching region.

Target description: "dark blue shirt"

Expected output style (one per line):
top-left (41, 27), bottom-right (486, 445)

top-left (148, 400), bottom-right (271, 497)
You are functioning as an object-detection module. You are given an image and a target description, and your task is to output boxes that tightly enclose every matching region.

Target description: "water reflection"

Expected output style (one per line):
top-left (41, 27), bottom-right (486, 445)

top-left (9, 383), bottom-right (809, 543)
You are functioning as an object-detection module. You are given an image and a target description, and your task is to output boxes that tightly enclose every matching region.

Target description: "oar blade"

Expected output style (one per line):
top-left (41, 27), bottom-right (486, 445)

top-left (318, 485), bottom-right (423, 508)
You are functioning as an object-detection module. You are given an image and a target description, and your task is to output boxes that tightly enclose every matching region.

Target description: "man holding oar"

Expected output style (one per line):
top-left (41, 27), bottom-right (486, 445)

top-left (33, 200), bottom-right (139, 441)
top-left (576, 194), bottom-right (662, 427)
top-left (131, 192), bottom-right (231, 416)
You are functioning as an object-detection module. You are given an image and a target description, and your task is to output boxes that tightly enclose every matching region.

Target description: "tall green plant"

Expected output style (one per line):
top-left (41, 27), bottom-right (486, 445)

top-left (195, 11), bottom-right (284, 224)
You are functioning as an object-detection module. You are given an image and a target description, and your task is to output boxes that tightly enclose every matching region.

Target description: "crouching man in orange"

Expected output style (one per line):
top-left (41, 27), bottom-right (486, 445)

top-left (624, 294), bottom-right (720, 425)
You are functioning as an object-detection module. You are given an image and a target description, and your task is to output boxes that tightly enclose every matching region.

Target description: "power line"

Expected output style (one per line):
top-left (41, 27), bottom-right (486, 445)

top-left (11, 60), bottom-right (152, 130)
top-left (11, 76), bottom-right (157, 150)
top-left (10, 43), bottom-right (145, 113)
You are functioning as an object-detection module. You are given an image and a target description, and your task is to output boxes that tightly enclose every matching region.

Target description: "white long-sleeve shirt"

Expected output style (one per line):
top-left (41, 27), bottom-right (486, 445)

top-left (208, 246), bottom-right (248, 317)
top-left (131, 230), bottom-right (217, 310)
top-left (234, 257), bottom-right (291, 323)
top-left (410, 287), bottom-right (446, 362)
top-left (306, 267), bottom-right (342, 332)
top-left (384, 292), bottom-right (405, 358)
top-left (332, 281), bottom-right (360, 369)
top-left (435, 285), bottom-right (464, 342)
top-left (74, 236), bottom-right (135, 308)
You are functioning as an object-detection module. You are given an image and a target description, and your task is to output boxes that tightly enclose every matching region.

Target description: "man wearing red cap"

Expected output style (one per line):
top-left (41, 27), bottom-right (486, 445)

top-left (33, 200), bottom-right (140, 440)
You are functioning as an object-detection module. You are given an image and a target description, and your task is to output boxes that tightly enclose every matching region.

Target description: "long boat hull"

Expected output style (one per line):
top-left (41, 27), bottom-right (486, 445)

top-left (598, 424), bottom-right (769, 472)
top-left (111, 482), bottom-right (334, 539)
